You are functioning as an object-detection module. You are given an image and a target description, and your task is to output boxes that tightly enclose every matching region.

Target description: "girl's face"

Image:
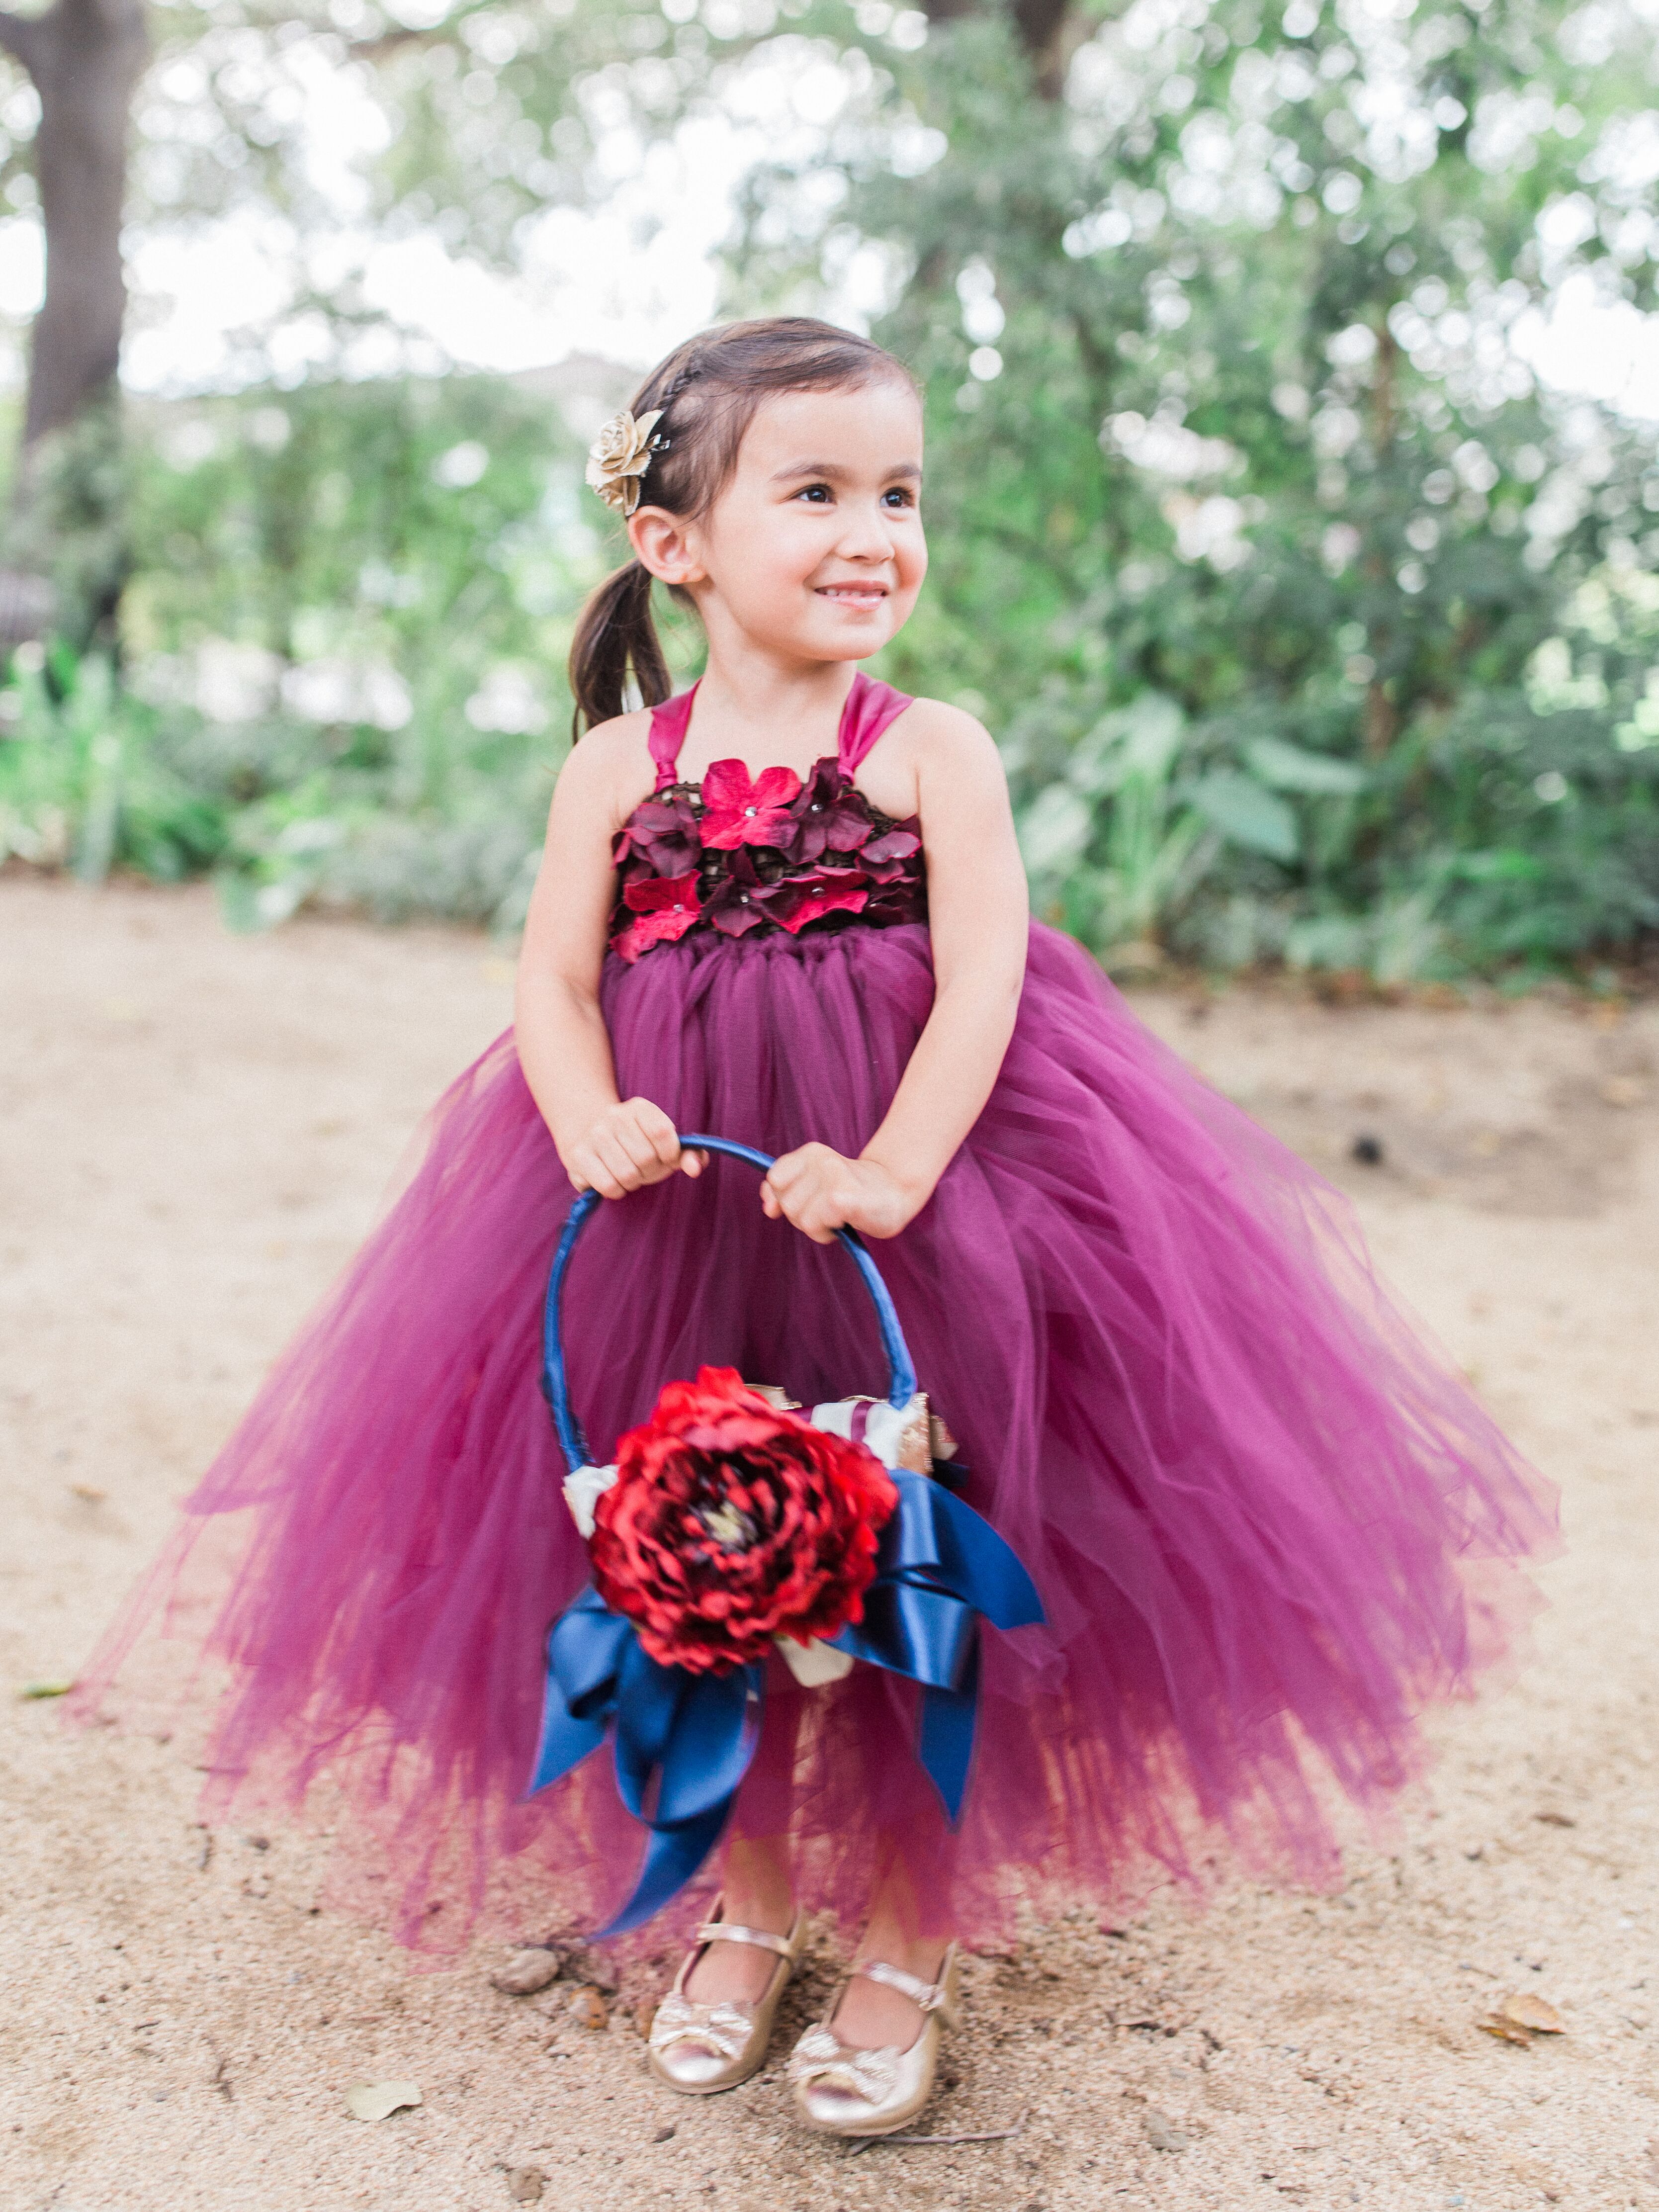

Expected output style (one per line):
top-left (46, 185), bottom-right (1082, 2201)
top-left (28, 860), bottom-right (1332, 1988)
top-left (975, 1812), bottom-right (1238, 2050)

top-left (632, 380), bottom-right (927, 667)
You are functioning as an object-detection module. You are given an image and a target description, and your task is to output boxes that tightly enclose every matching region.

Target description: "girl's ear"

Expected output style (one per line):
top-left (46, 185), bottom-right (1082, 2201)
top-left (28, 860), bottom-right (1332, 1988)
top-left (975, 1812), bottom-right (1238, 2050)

top-left (629, 506), bottom-right (705, 588)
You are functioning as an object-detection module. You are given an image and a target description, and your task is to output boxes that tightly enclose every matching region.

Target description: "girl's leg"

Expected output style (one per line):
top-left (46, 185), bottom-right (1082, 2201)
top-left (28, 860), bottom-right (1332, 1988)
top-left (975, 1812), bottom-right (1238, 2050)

top-left (831, 1846), bottom-right (952, 2050)
top-left (677, 1671), bottom-right (804, 2005)
top-left (681, 1836), bottom-right (798, 2004)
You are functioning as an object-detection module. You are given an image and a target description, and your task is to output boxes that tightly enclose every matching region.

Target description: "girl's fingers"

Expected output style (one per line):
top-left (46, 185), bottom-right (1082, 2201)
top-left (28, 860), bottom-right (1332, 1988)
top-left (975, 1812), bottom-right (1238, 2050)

top-left (679, 1148), bottom-right (706, 1178)
top-left (592, 1130), bottom-right (644, 1192)
top-left (630, 1101), bottom-right (682, 1166)
top-left (609, 1117), bottom-right (666, 1180)
top-left (580, 1157), bottom-right (627, 1200)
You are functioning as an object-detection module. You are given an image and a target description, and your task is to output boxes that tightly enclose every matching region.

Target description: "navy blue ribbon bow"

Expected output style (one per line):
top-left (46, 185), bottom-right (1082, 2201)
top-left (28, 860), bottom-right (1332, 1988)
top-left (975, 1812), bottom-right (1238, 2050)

top-left (527, 1132), bottom-right (1045, 1937)
top-left (528, 1588), bottom-right (765, 1936)
top-left (527, 1471), bottom-right (1042, 1936)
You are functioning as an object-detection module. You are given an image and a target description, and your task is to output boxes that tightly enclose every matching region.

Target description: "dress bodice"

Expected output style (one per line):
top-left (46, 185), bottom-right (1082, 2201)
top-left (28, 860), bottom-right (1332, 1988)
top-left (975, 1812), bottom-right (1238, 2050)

top-left (608, 672), bottom-right (927, 963)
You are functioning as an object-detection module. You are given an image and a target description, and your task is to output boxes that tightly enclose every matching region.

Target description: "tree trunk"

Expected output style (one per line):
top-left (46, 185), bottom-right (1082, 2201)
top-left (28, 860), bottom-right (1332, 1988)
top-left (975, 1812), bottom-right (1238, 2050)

top-left (922, 0), bottom-right (1084, 99)
top-left (0, 0), bottom-right (147, 648)
top-left (1362, 318), bottom-right (1401, 757)
top-left (0, 0), bottom-right (147, 446)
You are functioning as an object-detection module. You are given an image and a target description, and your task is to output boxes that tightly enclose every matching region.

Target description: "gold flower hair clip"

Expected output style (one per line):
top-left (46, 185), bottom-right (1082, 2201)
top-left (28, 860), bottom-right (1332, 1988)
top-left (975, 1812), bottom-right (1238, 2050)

top-left (585, 407), bottom-right (665, 516)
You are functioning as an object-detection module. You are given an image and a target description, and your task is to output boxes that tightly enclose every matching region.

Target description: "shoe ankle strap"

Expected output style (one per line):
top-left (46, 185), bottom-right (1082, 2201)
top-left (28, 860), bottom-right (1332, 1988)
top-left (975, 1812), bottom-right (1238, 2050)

top-left (854, 1956), bottom-right (948, 2011)
top-left (695, 1919), bottom-right (794, 1958)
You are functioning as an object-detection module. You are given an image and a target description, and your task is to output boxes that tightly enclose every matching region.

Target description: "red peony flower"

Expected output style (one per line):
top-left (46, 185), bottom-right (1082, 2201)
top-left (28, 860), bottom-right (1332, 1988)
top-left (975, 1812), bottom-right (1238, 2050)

top-left (699, 760), bottom-right (803, 850)
top-left (590, 1366), bottom-right (899, 1673)
top-left (613, 873), bottom-right (702, 964)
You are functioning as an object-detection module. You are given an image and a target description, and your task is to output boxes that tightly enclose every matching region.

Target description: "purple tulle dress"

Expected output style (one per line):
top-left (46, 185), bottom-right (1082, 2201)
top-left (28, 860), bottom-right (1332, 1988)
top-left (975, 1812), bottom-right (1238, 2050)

top-left (76, 674), bottom-right (1556, 1956)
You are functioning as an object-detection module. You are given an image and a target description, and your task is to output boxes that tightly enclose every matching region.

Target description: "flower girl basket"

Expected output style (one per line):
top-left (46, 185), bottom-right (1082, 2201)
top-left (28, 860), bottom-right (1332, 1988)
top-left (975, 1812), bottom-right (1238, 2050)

top-left (528, 1133), bottom-right (1044, 1935)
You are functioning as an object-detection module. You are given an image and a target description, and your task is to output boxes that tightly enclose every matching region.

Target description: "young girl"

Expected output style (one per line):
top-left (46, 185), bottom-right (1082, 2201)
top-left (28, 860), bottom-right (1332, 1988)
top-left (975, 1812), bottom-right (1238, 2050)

top-left (79, 316), bottom-right (1554, 2139)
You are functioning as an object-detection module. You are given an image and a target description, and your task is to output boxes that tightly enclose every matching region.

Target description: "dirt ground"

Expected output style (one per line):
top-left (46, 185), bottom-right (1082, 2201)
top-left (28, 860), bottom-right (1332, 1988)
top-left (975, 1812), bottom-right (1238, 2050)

top-left (2, 873), bottom-right (1657, 2212)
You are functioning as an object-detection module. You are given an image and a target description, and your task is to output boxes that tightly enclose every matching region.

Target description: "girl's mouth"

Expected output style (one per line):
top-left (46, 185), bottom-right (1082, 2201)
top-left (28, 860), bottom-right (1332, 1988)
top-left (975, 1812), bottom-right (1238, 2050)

top-left (815, 585), bottom-right (889, 611)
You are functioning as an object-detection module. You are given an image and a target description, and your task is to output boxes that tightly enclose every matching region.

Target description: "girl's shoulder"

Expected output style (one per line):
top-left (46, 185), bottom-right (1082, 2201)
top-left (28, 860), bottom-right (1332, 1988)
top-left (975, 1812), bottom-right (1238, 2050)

top-left (891, 692), bottom-right (996, 749)
top-left (883, 692), bottom-right (1005, 793)
top-left (555, 707), bottom-right (659, 825)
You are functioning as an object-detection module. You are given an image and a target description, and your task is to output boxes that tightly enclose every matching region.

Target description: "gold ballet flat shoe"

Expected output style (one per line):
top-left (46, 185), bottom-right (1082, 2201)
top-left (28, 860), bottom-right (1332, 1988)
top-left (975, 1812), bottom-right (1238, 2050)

top-left (787, 1942), bottom-right (960, 2136)
top-left (647, 1900), bottom-right (806, 2095)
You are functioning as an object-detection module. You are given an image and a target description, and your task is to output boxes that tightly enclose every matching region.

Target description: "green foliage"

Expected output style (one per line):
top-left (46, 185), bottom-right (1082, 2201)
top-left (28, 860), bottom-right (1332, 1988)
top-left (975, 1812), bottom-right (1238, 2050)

top-left (124, 372), bottom-right (591, 928)
top-left (727, 0), bottom-right (1659, 976)
top-left (3, 372), bottom-right (600, 930)
top-left (6, 0), bottom-right (1659, 981)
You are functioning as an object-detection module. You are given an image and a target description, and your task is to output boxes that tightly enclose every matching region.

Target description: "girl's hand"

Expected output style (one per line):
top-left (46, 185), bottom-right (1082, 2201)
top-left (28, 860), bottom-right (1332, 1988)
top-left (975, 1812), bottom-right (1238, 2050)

top-left (566, 1098), bottom-right (705, 1199)
top-left (760, 1144), bottom-right (925, 1245)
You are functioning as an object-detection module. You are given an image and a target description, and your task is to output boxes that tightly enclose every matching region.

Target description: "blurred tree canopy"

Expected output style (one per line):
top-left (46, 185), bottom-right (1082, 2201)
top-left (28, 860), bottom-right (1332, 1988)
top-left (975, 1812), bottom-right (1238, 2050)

top-left (0, 0), bottom-right (1656, 980)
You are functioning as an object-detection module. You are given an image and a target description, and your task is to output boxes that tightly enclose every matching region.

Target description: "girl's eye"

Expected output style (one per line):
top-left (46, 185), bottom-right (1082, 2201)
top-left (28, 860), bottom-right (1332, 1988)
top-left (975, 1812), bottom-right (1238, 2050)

top-left (881, 487), bottom-right (916, 509)
top-left (797, 484), bottom-right (833, 504)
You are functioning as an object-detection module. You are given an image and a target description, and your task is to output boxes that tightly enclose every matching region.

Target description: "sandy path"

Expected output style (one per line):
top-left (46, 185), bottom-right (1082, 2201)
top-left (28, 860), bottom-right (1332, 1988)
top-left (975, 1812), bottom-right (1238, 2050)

top-left (1, 874), bottom-right (1656, 2212)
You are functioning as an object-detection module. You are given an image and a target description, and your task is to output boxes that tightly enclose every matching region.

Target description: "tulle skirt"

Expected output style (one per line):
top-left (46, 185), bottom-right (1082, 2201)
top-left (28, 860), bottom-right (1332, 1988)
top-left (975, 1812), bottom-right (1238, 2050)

top-left (74, 921), bottom-right (1556, 1953)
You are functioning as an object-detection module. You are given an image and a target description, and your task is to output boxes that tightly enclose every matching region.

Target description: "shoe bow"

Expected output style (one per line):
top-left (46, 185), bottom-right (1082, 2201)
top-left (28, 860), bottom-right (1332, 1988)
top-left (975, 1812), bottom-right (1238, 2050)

top-left (786, 2026), bottom-right (900, 2105)
top-left (649, 1991), bottom-right (756, 2063)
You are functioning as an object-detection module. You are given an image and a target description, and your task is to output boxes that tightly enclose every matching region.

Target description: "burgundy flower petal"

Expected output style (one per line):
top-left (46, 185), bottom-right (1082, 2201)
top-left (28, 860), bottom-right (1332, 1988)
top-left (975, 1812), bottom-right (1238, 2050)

top-left (786, 760), bottom-right (877, 863)
top-left (860, 824), bottom-right (921, 864)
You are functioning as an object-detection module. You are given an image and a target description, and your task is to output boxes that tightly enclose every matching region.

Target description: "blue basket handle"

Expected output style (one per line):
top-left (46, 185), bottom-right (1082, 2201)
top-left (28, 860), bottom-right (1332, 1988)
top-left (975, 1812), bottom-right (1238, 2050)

top-left (541, 1132), bottom-right (919, 1472)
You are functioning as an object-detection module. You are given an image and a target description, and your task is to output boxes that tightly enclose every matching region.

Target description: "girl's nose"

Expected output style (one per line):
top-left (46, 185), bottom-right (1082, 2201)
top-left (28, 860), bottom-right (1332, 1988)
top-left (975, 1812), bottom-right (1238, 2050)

top-left (833, 503), bottom-right (897, 561)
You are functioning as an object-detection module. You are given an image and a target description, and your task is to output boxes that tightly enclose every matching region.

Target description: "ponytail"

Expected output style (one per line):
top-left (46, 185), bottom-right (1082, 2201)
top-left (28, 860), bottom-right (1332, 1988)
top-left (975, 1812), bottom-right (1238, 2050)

top-left (567, 559), bottom-right (672, 736)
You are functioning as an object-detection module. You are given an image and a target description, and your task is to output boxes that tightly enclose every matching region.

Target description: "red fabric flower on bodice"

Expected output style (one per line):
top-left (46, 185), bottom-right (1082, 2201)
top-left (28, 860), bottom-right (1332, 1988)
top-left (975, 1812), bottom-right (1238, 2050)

top-left (609, 755), bottom-right (926, 962)
top-left (699, 761), bottom-right (803, 850)
top-left (613, 873), bottom-right (702, 963)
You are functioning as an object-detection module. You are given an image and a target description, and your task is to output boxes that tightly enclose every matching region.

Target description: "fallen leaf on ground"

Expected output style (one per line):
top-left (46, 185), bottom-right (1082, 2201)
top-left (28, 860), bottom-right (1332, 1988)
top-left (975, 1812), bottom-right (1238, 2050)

top-left (1143, 2109), bottom-right (1190, 2152)
top-left (490, 1948), bottom-right (564, 1996)
top-left (19, 1681), bottom-right (74, 1699)
top-left (1477, 2014), bottom-right (1534, 2046)
top-left (70, 1484), bottom-right (107, 1503)
top-left (567, 1986), bottom-right (608, 2031)
top-left (506, 2167), bottom-right (546, 2203)
top-left (1497, 1993), bottom-right (1565, 2034)
top-left (1533, 1810), bottom-right (1576, 1828)
top-left (343, 2080), bottom-right (423, 2122)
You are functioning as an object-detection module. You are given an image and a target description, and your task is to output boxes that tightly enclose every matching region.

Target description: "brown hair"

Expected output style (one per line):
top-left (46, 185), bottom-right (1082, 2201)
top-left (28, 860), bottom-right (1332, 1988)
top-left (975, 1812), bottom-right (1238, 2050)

top-left (567, 317), bottom-right (915, 734)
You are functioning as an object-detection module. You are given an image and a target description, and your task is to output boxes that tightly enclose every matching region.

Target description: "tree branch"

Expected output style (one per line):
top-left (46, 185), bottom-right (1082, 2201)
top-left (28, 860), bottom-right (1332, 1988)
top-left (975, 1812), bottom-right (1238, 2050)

top-left (0, 8), bottom-right (48, 75)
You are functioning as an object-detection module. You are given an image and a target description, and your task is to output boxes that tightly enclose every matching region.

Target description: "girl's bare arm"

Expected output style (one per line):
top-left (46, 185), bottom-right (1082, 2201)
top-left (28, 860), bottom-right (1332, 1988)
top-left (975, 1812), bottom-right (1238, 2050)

top-left (761, 703), bottom-right (1028, 1242)
top-left (514, 720), bottom-right (702, 1199)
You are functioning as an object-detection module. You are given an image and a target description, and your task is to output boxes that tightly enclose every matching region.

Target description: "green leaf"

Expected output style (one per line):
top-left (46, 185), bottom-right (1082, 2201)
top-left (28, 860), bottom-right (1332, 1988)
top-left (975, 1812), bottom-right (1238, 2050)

top-left (1189, 774), bottom-right (1299, 862)
top-left (20, 1680), bottom-right (75, 1699)
top-left (1244, 739), bottom-right (1367, 797)
top-left (1070, 694), bottom-right (1186, 796)
top-left (1017, 784), bottom-right (1094, 875)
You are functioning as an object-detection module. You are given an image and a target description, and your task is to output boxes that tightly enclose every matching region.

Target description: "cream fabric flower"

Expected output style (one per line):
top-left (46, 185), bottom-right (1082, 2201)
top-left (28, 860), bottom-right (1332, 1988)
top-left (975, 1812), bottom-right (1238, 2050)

top-left (584, 407), bottom-right (664, 515)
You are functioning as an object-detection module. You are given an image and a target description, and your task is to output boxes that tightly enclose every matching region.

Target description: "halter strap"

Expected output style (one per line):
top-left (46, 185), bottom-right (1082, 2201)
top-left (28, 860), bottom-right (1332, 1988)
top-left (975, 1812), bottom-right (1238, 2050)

top-left (644, 669), bottom-right (914, 789)
top-left (648, 683), bottom-right (699, 790)
top-left (838, 669), bottom-right (915, 772)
